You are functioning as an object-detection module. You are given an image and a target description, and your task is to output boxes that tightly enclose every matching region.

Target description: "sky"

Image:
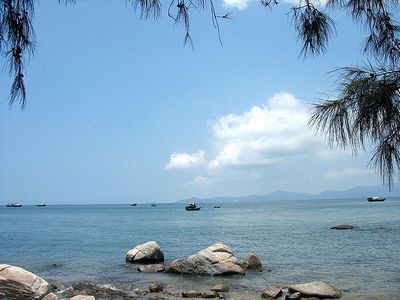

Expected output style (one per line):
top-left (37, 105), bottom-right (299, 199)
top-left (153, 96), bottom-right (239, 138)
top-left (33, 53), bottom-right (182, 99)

top-left (0, 0), bottom-right (392, 204)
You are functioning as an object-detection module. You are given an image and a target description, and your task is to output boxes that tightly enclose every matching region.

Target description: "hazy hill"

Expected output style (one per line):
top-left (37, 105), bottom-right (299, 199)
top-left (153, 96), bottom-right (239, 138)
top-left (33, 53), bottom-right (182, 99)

top-left (177, 185), bottom-right (400, 203)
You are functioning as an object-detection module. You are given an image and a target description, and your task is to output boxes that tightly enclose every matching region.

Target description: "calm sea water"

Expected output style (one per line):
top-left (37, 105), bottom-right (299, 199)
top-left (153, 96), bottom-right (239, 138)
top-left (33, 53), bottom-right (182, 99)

top-left (1, 198), bottom-right (400, 299)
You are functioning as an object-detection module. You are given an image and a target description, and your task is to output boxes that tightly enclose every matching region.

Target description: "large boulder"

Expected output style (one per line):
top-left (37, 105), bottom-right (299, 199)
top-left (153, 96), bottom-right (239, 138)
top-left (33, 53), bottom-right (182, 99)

top-left (166, 243), bottom-right (245, 276)
top-left (242, 253), bottom-right (262, 271)
top-left (126, 241), bottom-right (164, 263)
top-left (0, 264), bottom-right (49, 300)
top-left (288, 282), bottom-right (342, 299)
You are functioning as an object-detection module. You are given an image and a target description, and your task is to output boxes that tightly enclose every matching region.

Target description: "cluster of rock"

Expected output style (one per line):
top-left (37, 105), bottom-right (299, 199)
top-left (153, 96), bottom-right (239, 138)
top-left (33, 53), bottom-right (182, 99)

top-left (0, 241), bottom-right (342, 300)
top-left (126, 241), bottom-right (262, 276)
top-left (261, 282), bottom-right (342, 299)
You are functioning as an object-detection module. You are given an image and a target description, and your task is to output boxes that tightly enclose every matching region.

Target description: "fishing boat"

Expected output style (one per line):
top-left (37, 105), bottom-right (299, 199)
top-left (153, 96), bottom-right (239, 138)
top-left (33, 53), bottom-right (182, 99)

top-left (130, 203), bottom-right (138, 206)
top-left (150, 204), bottom-right (156, 207)
top-left (367, 197), bottom-right (385, 202)
top-left (6, 203), bottom-right (22, 207)
top-left (214, 205), bottom-right (221, 208)
top-left (36, 203), bottom-right (46, 207)
top-left (185, 202), bottom-right (201, 211)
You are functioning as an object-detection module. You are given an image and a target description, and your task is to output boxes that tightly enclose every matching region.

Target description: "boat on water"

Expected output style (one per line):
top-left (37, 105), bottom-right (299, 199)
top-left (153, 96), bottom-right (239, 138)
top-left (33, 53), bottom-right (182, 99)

top-left (130, 203), bottom-right (138, 206)
top-left (214, 205), bottom-right (221, 208)
top-left (6, 203), bottom-right (22, 207)
top-left (185, 202), bottom-right (201, 211)
top-left (36, 203), bottom-right (46, 207)
top-left (367, 197), bottom-right (385, 202)
top-left (150, 204), bottom-right (156, 207)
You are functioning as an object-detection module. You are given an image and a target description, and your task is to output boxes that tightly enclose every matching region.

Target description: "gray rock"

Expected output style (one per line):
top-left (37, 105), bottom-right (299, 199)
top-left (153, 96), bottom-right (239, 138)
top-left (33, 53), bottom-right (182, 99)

top-left (68, 282), bottom-right (136, 299)
top-left (126, 241), bottom-right (165, 263)
top-left (0, 264), bottom-right (49, 300)
top-left (166, 243), bottom-right (245, 276)
top-left (137, 264), bottom-right (165, 273)
top-left (134, 287), bottom-right (148, 296)
top-left (149, 282), bottom-right (164, 293)
top-left (261, 286), bottom-right (282, 299)
top-left (288, 282), bottom-right (341, 299)
top-left (288, 292), bottom-right (301, 299)
top-left (211, 284), bottom-right (229, 292)
top-left (182, 290), bottom-right (203, 298)
top-left (70, 296), bottom-right (95, 300)
top-left (242, 253), bottom-right (262, 271)
top-left (202, 291), bottom-right (218, 298)
top-left (42, 293), bottom-right (58, 300)
top-left (330, 224), bottom-right (357, 230)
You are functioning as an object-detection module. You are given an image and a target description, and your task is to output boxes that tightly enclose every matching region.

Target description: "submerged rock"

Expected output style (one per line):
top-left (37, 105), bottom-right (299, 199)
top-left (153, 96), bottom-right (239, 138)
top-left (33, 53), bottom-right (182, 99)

top-left (166, 243), bottom-right (245, 276)
top-left (211, 284), bottom-right (229, 292)
top-left (126, 241), bottom-right (165, 263)
top-left (288, 281), bottom-right (342, 299)
top-left (137, 264), bottom-right (165, 273)
top-left (330, 224), bottom-right (357, 230)
top-left (182, 290), bottom-right (203, 298)
top-left (0, 264), bottom-right (49, 300)
top-left (67, 282), bottom-right (136, 299)
top-left (149, 282), bottom-right (164, 293)
top-left (242, 253), bottom-right (262, 271)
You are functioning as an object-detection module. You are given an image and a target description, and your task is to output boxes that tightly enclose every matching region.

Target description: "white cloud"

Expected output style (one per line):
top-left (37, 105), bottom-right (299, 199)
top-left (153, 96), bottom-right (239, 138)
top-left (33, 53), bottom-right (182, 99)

top-left (208, 92), bottom-right (321, 169)
top-left (223, 0), bottom-right (252, 10)
top-left (165, 150), bottom-right (206, 169)
top-left (325, 167), bottom-right (370, 180)
top-left (166, 92), bottom-right (347, 171)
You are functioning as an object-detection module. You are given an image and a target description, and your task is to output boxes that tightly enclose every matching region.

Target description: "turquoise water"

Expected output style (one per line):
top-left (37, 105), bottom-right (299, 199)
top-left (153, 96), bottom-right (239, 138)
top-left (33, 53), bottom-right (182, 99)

top-left (1, 198), bottom-right (400, 299)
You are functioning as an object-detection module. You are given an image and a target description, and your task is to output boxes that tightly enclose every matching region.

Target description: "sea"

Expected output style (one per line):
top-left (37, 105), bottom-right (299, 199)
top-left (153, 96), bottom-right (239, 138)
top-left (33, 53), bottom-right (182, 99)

top-left (1, 198), bottom-right (400, 299)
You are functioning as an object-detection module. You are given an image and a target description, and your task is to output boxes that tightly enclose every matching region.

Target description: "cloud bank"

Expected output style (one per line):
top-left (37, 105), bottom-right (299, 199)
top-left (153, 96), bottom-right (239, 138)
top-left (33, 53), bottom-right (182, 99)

top-left (166, 92), bottom-right (338, 172)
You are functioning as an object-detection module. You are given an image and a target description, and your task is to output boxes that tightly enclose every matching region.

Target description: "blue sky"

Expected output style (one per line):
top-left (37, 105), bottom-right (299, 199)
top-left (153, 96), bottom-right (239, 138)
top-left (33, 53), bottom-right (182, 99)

top-left (0, 0), bottom-right (389, 204)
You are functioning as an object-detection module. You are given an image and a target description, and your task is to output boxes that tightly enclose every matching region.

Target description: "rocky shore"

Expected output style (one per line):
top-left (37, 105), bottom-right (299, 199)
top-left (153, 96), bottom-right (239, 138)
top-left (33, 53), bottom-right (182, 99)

top-left (0, 241), bottom-right (342, 300)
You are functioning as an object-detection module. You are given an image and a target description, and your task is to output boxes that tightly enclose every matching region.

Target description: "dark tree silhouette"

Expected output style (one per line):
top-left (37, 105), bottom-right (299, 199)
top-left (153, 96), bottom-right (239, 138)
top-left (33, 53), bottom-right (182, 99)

top-left (1, 0), bottom-right (399, 187)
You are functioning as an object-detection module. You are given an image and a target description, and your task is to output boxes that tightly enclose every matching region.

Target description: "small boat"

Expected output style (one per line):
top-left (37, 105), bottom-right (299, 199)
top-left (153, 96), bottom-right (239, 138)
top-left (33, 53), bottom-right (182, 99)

top-left (185, 202), bottom-right (201, 211)
top-left (214, 205), bottom-right (221, 208)
top-left (150, 204), bottom-right (156, 207)
top-left (367, 197), bottom-right (385, 202)
top-left (36, 203), bottom-right (46, 207)
top-left (130, 203), bottom-right (138, 206)
top-left (6, 203), bottom-right (22, 207)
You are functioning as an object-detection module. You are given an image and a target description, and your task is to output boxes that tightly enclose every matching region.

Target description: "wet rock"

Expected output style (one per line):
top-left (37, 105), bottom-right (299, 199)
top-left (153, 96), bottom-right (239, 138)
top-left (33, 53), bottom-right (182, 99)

top-left (288, 292), bottom-right (301, 299)
top-left (138, 264), bottom-right (165, 273)
top-left (126, 241), bottom-right (165, 263)
top-left (242, 253), bottom-right (262, 271)
top-left (261, 286), bottom-right (282, 299)
top-left (211, 284), bottom-right (229, 292)
top-left (166, 243), bottom-right (245, 276)
top-left (149, 282), bottom-right (164, 293)
top-left (42, 293), bottom-right (58, 300)
top-left (182, 290), bottom-right (203, 298)
top-left (0, 264), bottom-right (49, 300)
top-left (202, 290), bottom-right (218, 298)
top-left (288, 282), bottom-right (341, 299)
top-left (134, 287), bottom-right (148, 296)
top-left (69, 282), bottom-right (136, 299)
top-left (330, 224), bottom-right (357, 230)
top-left (70, 296), bottom-right (95, 300)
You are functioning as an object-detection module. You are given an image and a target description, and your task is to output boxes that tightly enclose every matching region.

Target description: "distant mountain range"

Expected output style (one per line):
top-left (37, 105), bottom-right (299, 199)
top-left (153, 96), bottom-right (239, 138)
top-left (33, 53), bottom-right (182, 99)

top-left (177, 185), bottom-right (400, 203)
